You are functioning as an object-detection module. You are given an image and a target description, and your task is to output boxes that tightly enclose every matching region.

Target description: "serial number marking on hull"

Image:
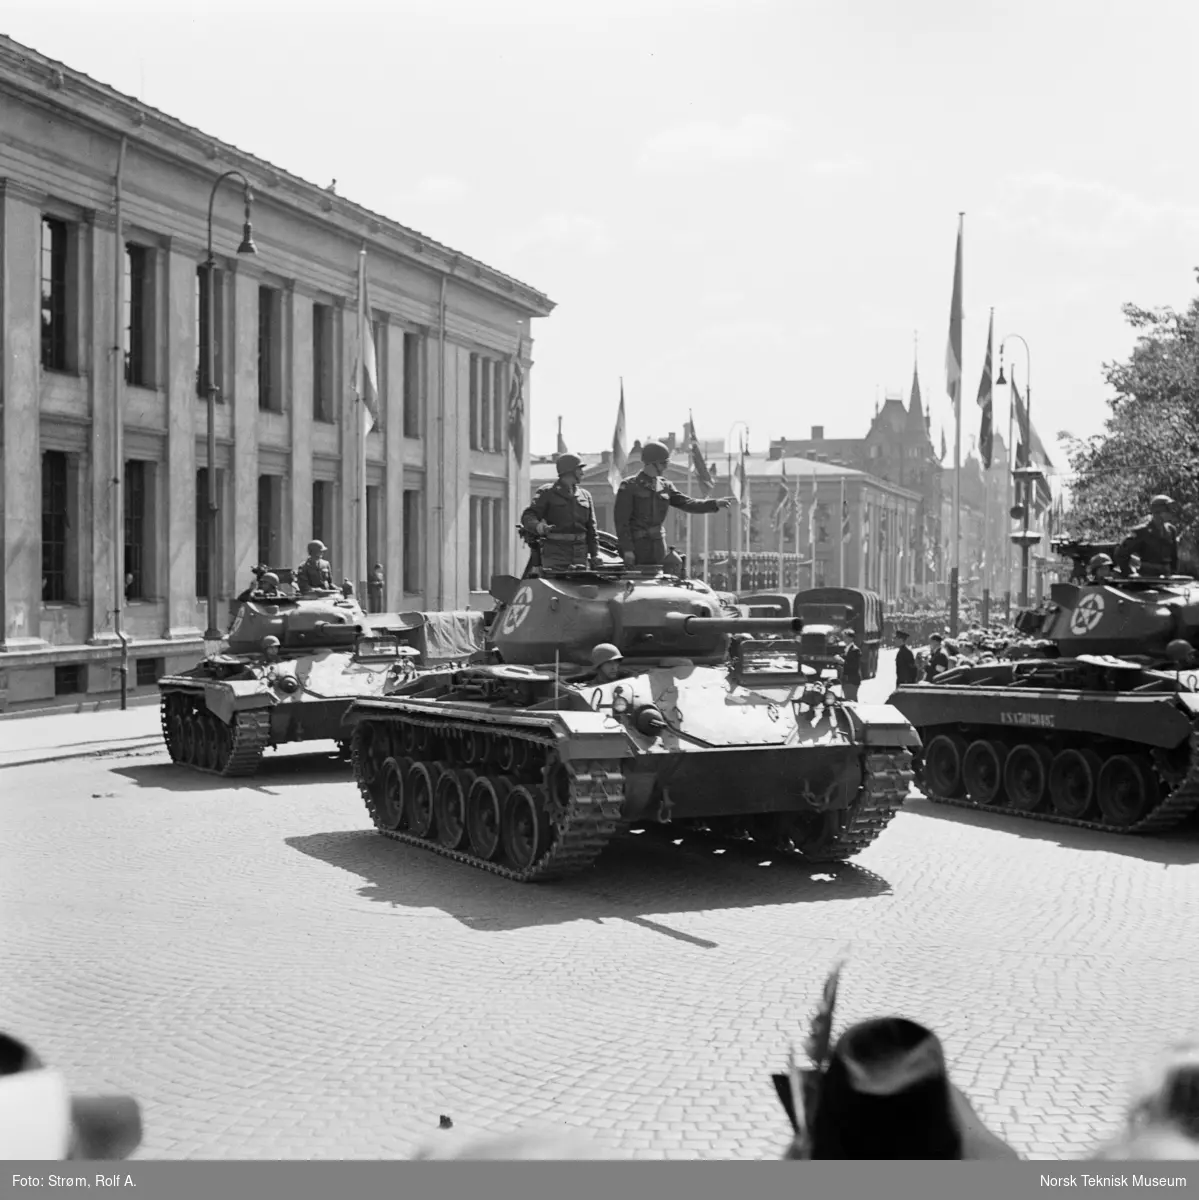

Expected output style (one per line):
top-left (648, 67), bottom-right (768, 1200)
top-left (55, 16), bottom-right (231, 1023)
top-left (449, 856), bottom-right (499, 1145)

top-left (1001, 712), bottom-right (1056, 728)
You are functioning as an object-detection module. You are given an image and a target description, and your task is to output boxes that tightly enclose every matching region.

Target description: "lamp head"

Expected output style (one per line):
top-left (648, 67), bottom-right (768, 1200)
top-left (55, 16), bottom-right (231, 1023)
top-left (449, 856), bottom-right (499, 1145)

top-left (237, 185), bottom-right (257, 255)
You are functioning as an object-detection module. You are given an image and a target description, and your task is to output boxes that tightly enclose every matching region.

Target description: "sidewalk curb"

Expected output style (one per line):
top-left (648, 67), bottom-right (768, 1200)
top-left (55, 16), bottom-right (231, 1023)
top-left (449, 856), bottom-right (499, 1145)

top-left (0, 738), bottom-right (163, 770)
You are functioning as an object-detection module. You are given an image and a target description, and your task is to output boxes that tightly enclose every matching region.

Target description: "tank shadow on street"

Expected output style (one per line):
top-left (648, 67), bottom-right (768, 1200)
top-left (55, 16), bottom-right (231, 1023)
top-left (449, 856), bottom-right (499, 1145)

top-left (284, 826), bottom-right (892, 936)
top-left (904, 794), bottom-right (1199, 866)
top-left (110, 750), bottom-right (354, 795)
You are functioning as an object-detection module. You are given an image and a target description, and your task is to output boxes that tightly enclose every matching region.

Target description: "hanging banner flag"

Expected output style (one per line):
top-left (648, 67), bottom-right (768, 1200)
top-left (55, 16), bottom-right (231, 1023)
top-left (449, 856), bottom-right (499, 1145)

top-left (688, 411), bottom-right (714, 495)
top-left (977, 308), bottom-right (994, 469)
top-left (945, 213), bottom-right (964, 417)
top-left (608, 382), bottom-right (628, 497)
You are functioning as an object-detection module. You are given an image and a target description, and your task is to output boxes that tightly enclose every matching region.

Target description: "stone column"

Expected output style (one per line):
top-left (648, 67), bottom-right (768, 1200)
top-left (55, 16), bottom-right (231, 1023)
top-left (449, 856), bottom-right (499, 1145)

top-left (164, 242), bottom-right (201, 639)
top-left (230, 265), bottom-right (259, 587)
top-left (1, 181), bottom-right (49, 650)
top-left (288, 284), bottom-right (313, 567)
top-left (423, 327), bottom-right (443, 610)
top-left (84, 207), bottom-right (118, 648)
top-left (337, 296), bottom-right (360, 590)
top-left (383, 319), bottom-right (404, 612)
top-left (448, 343), bottom-right (471, 607)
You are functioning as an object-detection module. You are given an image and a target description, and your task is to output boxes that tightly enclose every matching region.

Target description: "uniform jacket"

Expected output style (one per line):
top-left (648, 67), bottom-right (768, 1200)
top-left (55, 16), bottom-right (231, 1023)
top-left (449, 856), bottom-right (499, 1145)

top-left (924, 647), bottom-right (949, 682)
top-left (841, 643), bottom-right (862, 685)
top-left (521, 480), bottom-right (599, 557)
top-left (295, 558), bottom-right (334, 591)
top-left (895, 644), bottom-right (919, 686)
top-left (613, 471), bottom-right (721, 554)
top-left (1114, 519), bottom-right (1178, 575)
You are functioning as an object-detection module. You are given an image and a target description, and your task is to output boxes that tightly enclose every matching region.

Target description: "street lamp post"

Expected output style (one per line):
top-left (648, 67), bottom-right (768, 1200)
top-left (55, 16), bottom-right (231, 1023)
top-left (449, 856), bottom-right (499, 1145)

top-left (203, 171), bottom-right (258, 645)
top-left (995, 333), bottom-right (1041, 608)
top-left (727, 420), bottom-right (749, 592)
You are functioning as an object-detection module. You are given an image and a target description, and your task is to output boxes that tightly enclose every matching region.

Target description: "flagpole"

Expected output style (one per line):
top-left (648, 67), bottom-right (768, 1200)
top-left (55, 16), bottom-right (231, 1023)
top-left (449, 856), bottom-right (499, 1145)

top-left (685, 422), bottom-right (693, 578)
top-left (947, 213), bottom-right (964, 638)
top-left (839, 476), bottom-right (845, 586)
top-left (357, 245), bottom-right (368, 601)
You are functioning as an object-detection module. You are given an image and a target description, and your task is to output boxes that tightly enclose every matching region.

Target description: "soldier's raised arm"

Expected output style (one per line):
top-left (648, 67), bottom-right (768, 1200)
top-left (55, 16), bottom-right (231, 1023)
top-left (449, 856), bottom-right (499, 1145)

top-left (661, 478), bottom-right (729, 514)
top-left (1113, 528), bottom-right (1141, 575)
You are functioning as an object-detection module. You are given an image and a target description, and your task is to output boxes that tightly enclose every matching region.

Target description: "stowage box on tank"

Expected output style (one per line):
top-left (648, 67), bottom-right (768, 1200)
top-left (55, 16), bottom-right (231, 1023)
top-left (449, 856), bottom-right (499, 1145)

top-left (343, 530), bottom-right (919, 883)
top-left (889, 541), bottom-right (1199, 835)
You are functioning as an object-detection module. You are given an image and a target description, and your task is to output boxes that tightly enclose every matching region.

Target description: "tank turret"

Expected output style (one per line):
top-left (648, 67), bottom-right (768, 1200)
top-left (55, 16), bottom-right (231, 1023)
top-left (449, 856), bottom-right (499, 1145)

top-left (488, 569), bottom-right (802, 667)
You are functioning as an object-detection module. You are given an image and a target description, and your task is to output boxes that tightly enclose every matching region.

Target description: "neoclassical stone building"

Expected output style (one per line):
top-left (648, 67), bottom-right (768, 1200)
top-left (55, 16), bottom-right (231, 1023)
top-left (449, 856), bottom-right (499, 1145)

top-left (0, 36), bottom-right (553, 709)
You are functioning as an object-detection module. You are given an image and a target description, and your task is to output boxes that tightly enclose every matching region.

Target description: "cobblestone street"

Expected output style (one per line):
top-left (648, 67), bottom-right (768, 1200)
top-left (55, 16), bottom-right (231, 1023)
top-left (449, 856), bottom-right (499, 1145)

top-left (3, 655), bottom-right (1198, 1161)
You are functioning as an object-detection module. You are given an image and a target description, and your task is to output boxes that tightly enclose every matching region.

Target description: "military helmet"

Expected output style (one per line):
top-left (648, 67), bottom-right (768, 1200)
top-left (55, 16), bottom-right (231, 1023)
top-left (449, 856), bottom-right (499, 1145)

top-left (259, 571), bottom-right (280, 589)
top-left (590, 643), bottom-right (623, 666)
top-left (555, 453), bottom-right (583, 476)
top-left (640, 440), bottom-right (671, 465)
top-left (1088, 553), bottom-right (1113, 570)
top-left (261, 635), bottom-right (280, 651)
top-left (1150, 494), bottom-right (1175, 513)
top-left (307, 539), bottom-right (327, 555)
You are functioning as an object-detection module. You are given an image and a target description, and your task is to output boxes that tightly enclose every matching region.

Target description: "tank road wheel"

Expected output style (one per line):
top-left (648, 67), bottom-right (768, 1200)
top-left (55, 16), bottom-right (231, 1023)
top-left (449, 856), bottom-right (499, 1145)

top-left (1048, 748), bottom-right (1102, 820)
top-left (923, 734), bottom-right (967, 798)
top-left (501, 785), bottom-right (554, 872)
top-left (1096, 754), bottom-right (1158, 828)
top-left (202, 715), bottom-right (224, 772)
top-left (351, 722), bottom-right (387, 790)
top-left (375, 756), bottom-right (409, 832)
top-left (434, 769), bottom-right (473, 851)
top-left (772, 811), bottom-right (850, 862)
top-left (495, 737), bottom-right (517, 773)
top-left (405, 762), bottom-right (437, 839)
top-left (1004, 743), bottom-right (1053, 812)
top-left (466, 776), bottom-right (508, 861)
top-left (961, 739), bottom-right (1007, 805)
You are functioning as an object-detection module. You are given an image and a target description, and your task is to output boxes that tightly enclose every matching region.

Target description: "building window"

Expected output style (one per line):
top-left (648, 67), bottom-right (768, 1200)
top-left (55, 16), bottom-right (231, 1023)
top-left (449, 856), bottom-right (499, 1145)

top-left (124, 243), bottom-right (153, 387)
top-left (42, 450), bottom-right (69, 602)
top-left (469, 496), bottom-right (506, 592)
top-left (402, 332), bottom-right (421, 437)
top-left (257, 475), bottom-right (282, 568)
top-left (372, 318), bottom-right (386, 426)
top-left (41, 217), bottom-right (69, 371)
top-left (312, 480), bottom-right (332, 552)
top-left (469, 355), bottom-right (480, 450)
top-left (491, 360), bottom-right (506, 453)
top-left (366, 485), bottom-right (382, 579)
top-left (258, 286), bottom-right (282, 411)
top-left (54, 665), bottom-right (85, 696)
top-left (195, 468), bottom-right (211, 597)
top-left (136, 657), bottom-right (164, 687)
top-left (313, 303), bottom-right (334, 422)
top-left (402, 489), bottom-right (421, 592)
top-left (196, 266), bottom-right (225, 400)
top-left (124, 460), bottom-right (148, 600)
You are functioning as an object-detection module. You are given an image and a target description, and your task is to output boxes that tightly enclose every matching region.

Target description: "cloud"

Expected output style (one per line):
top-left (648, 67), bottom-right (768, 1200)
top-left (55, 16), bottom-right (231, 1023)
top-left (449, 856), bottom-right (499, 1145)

top-left (395, 175), bottom-right (468, 204)
top-left (985, 172), bottom-right (1199, 250)
top-left (805, 154), bottom-right (868, 177)
top-left (640, 113), bottom-right (792, 166)
top-left (499, 213), bottom-right (615, 258)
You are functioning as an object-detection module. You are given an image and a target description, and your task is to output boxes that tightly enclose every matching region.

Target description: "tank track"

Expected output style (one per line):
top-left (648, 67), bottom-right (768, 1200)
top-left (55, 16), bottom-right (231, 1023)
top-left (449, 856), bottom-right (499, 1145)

top-left (918, 729), bottom-right (1199, 836)
top-left (159, 692), bottom-right (272, 778)
top-left (353, 710), bottom-right (624, 883)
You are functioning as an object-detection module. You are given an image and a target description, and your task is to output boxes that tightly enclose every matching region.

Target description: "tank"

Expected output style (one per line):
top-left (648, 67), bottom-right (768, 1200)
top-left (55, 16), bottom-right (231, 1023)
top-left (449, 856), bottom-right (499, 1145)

top-left (887, 539), bottom-right (1199, 835)
top-left (343, 531), bottom-right (919, 883)
top-left (157, 569), bottom-right (486, 777)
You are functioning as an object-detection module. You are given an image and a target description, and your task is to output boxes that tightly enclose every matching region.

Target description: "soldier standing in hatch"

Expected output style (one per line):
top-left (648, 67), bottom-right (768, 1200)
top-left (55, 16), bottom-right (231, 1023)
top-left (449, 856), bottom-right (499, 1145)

top-left (1114, 495), bottom-right (1180, 578)
top-left (614, 440), bottom-right (733, 567)
top-left (521, 453), bottom-right (602, 572)
top-left (295, 540), bottom-right (335, 592)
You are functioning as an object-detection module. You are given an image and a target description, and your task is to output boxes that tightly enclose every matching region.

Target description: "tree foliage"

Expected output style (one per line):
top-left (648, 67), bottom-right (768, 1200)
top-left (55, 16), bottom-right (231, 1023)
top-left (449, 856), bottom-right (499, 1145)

top-left (1063, 272), bottom-right (1199, 546)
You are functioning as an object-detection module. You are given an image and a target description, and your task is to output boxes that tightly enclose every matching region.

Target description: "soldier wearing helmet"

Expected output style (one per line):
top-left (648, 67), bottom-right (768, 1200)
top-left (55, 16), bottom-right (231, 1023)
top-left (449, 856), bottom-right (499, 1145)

top-left (1114, 495), bottom-right (1179, 578)
top-left (1087, 553), bottom-right (1114, 583)
top-left (572, 642), bottom-right (624, 684)
top-left (521, 453), bottom-right (601, 572)
top-left (614, 440), bottom-right (733, 567)
top-left (295, 539), bottom-right (335, 592)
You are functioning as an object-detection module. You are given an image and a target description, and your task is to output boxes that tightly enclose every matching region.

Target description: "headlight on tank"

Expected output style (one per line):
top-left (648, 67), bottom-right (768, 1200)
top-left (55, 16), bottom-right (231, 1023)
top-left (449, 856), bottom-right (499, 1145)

top-left (276, 676), bottom-right (300, 694)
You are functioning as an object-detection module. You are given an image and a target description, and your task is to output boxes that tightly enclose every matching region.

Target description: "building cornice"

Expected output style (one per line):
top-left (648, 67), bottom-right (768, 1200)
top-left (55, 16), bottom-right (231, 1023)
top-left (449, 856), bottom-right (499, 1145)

top-left (0, 37), bottom-right (556, 320)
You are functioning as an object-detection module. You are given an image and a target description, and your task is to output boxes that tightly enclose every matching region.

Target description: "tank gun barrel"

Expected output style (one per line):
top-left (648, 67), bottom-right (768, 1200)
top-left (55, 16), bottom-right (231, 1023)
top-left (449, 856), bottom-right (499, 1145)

top-left (664, 612), bottom-right (802, 635)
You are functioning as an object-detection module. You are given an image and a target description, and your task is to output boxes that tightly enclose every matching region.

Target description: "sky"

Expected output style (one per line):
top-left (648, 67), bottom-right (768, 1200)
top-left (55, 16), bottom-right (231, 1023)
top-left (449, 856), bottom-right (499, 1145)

top-left (7, 0), bottom-right (1199, 480)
